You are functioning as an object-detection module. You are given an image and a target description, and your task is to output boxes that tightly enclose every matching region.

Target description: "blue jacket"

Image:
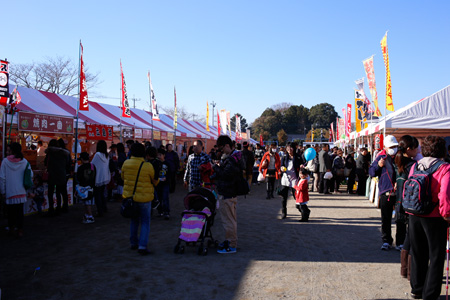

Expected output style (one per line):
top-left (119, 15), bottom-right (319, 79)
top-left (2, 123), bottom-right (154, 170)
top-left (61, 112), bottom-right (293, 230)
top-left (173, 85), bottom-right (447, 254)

top-left (369, 149), bottom-right (396, 195)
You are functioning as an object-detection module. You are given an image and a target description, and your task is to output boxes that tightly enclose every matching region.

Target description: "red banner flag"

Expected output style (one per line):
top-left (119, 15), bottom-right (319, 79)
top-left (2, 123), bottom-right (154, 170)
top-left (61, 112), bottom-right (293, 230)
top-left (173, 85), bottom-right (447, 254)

top-left (79, 42), bottom-right (89, 111)
top-left (260, 134), bottom-right (264, 146)
top-left (217, 110), bottom-right (221, 137)
top-left (120, 61), bottom-right (131, 118)
top-left (330, 122), bottom-right (335, 142)
top-left (346, 104), bottom-right (352, 138)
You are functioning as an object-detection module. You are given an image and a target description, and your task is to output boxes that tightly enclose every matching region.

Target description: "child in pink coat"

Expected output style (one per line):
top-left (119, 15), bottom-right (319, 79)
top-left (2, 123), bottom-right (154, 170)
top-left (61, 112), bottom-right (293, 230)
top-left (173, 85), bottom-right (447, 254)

top-left (295, 168), bottom-right (311, 222)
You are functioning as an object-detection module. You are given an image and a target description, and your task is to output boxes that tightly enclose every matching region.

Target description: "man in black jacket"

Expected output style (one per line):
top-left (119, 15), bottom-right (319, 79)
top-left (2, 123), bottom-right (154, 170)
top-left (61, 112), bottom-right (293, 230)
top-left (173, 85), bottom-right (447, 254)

top-left (318, 144), bottom-right (332, 194)
top-left (213, 135), bottom-right (243, 254)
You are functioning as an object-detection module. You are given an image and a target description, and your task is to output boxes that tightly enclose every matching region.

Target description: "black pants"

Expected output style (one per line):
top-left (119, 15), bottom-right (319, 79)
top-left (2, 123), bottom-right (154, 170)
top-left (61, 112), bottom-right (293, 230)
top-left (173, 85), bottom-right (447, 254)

top-left (356, 170), bottom-right (367, 195)
top-left (409, 215), bottom-right (447, 299)
top-left (94, 185), bottom-right (107, 216)
top-left (280, 186), bottom-right (295, 210)
top-left (347, 171), bottom-right (356, 193)
top-left (169, 172), bottom-right (177, 193)
top-left (7, 203), bottom-right (24, 230)
top-left (266, 170), bottom-right (276, 196)
top-left (47, 180), bottom-right (69, 213)
top-left (334, 175), bottom-right (343, 192)
top-left (318, 172), bottom-right (329, 193)
top-left (380, 193), bottom-right (406, 245)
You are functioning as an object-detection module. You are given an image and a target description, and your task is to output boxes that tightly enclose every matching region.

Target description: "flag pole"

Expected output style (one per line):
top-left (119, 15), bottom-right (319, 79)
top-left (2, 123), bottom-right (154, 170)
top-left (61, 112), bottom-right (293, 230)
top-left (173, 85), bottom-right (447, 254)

top-left (74, 40), bottom-right (81, 161)
top-left (147, 71), bottom-right (154, 144)
top-left (173, 86), bottom-right (177, 148)
top-left (120, 60), bottom-right (123, 143)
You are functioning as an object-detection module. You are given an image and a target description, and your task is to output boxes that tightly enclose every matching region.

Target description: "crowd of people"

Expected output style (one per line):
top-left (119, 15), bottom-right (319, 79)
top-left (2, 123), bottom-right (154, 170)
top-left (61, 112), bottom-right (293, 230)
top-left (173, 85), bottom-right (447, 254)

top-left (2, 133), bottom-right (450, 298)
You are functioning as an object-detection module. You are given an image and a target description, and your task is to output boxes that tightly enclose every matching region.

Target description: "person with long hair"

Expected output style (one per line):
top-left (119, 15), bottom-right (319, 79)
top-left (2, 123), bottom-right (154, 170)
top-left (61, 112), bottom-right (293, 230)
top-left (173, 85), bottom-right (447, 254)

top-left (279, 143), bottom-right (301, 219)
top-left (394, 135), bottom-right (420, 278)
top-left (0, 143), bottom-right (33, 237)
top-left (91, 140), bottom-right (111, 217)
top-left (45, 139), bottom-right (71, 215)
top-left (408, 136), bottom-right (450, 299)
top-left (259, 143), bottom-right (281, 199)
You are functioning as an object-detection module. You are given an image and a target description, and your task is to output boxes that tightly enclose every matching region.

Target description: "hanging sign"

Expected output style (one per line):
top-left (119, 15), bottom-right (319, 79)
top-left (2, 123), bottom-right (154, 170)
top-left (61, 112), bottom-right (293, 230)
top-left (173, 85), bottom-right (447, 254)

top-left (86, 124), bottom-right (113, 141)
top-left (19, 112), bottom-right (74, 134)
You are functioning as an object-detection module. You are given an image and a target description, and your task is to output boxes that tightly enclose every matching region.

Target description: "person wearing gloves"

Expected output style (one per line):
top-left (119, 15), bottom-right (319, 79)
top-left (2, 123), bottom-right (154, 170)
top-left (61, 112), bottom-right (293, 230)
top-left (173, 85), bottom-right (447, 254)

top-left (369, 135), bottom-right (406, 251)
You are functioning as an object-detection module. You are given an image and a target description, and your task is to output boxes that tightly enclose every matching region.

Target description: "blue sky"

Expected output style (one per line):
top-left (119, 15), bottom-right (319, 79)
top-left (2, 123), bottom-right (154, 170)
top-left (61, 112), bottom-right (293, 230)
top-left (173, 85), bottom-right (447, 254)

top-left (4, 1), bottom-right (450, 127)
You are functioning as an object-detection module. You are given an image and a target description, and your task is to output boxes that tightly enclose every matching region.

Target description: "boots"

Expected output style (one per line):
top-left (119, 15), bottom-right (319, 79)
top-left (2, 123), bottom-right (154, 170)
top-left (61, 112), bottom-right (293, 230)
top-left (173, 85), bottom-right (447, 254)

top-left (400, 249), bottom-right (409, 278)
top-left (407, 253), bottom-right (411, 281)
top-left (299, 205), bottom-right (310, 222)
top-left (281, 208), bottom-right (287, 219)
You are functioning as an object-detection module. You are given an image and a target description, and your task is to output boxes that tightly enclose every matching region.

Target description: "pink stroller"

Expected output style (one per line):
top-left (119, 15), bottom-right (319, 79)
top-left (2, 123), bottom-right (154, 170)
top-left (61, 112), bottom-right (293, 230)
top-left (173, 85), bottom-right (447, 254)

top-left (174, 187), bottom-right (218, 256)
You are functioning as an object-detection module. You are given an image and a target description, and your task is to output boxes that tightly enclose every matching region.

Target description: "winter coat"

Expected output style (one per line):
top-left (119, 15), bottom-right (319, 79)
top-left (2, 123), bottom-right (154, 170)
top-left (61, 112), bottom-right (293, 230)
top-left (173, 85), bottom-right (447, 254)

top-left (356, 153), bottom-right (370, 174)
top-left (165, 150), bottom-right (180, 175)
top-left (213, 149), bottom-right (244, 198)
top-left (318, 150), bottom-right (332, 173)
top-left (332, 156), bottom-right (345, 173)
top-left (295, 178), bottom-right (309, 203)
top-left (45, 146), bottom-right (71, 185)
top-left (0, 156), bottom-right (33, 204)
top-left (280, 154), bottom-right (301, 187)
top-left (121, 157), bottom-right (155, 203)
top-left (408, 157), bottom-right (450, 218)
top-left (91, 152), bottom-right (111, 187)
top-left (259, 152), bottom-right (281, 179)
top-left (369, 150), bottom-right (396, 195)
top-left (242, 148), bottom-right (255, 174)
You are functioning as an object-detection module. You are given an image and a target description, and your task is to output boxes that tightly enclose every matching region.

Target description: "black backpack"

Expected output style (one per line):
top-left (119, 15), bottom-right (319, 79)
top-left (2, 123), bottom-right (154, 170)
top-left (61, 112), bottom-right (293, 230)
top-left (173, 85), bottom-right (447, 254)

top-left (402, 160), bottom-right (445, 215)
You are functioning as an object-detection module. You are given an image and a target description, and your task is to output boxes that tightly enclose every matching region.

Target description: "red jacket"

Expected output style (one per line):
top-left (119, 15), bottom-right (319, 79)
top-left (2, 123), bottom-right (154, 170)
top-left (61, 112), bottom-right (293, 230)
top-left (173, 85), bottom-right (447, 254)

top-left (259, 152), bottom-right (281, 179)
top-left (295, 179), bottom-right (309, 203)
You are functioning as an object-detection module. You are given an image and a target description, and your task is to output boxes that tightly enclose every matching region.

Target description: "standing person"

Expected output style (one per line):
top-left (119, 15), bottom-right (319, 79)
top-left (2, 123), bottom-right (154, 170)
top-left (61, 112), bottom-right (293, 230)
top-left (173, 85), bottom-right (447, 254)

top-left (213, 135), bottom-right (244, 254)
top-left (165, 144), bottom-right (179, 194)
top-left (122, 143), bottom-right (155, 255)
top-left (242, 142), bottom-right (255, 188)
top-left (91, 140), bottom-right (111, 217)
top-left (356, 147), bottom-right (371, 196)
top-left (279, 143), bottom-right (301, 219)
top-left (318, 144), bottom-right (332, 194)
top-left (0, 143), bottom-right (33, 237)
top-left (76, 152), bottom-right (96, 224)
top-left (332, 148), bottom-right (345, 194)
top-left (45, 139), bottom-right (71, 216)
top-left (125, 140), bottom-right (134, 159)
top-left (183, 140), bottom-right (211, 191)
top-left (259, 143), bottom-right (281, 199)
top-left (369, 135), bottom-right (406, 251)
top-left (254, 144), bottom-right (264, 161)
top-left (28, 175), bottom-right (45, 215)
top-left (328, 147), bottom-right (338, 193)
top-left (116, 143), bottom-right (127, 169)
top-left (37, 140), bottom-right (46, 157)
top-left (394, 135), bottom-right (419, 278)
top-left (156, 148), bottom-right (170, 219)
top-left (345, 149), bottom-right (357, 194)
top-left (407, 135), bottom-right (450, 299)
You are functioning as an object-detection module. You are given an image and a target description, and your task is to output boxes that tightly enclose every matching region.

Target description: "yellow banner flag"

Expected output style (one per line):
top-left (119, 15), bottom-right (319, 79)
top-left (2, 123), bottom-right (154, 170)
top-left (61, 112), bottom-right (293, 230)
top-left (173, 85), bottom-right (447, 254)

top-left (311, 127), bottom-right (314, 142)
top-left (381, 32), bottom-right (394, 111)
top-left (355, 90), bottom-right (366, 132)
top-left (206, 101), bottom-right (210, 131)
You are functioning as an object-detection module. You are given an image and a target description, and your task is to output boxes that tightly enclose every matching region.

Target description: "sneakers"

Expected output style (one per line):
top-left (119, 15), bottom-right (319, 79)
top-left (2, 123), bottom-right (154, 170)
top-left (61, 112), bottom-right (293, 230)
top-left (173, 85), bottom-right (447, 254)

top-left (381, 243), bottom-right (392, 251)
top-left (218, 240), bottom-right (230, 250)
top-left (83, 215), bottom-right (95, 224)
top-left (395, 244), bottom-right (404, 251)
top-left (217, 247), bottom-right (237, 254)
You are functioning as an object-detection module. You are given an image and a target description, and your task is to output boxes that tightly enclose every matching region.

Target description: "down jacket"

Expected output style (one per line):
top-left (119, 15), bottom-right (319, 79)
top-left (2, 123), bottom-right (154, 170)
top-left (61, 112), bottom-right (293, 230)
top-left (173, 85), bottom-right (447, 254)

top-left (213, 150), bottom-right (244, 198)
top-left (121, 157), bottom-right (155, 203)
top-left (259, 152), bottom-right (281, 179)
top-left (369, 150), bottom-right (396, 195)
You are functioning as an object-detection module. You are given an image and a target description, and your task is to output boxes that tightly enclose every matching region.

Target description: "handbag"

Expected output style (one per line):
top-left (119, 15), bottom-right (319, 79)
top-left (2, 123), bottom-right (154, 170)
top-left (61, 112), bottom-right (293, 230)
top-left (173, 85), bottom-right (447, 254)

top-left (120, 162), bottom-right (144, 218)
top-left (23, 162), bottom-right (33, 189)
top-left (257, 172), bottom-right (265, 182)
top-left (344, 168), bottom-right (351, 177)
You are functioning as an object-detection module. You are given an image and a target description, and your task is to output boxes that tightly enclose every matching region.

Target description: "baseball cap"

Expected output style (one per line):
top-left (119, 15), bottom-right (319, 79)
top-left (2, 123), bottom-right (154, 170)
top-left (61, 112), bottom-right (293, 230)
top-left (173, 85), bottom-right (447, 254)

top-left (384, 135), bottom-right (399, 148)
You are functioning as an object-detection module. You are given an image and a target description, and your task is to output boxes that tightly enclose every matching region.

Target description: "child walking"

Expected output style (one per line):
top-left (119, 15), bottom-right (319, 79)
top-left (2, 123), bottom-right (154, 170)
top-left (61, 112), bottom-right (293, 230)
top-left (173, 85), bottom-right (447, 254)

top-left (76, 152), bottom-right (96, 224)
top-left (295, 168), bottom-right (311, 222)
top-left (29, 175), bottom-right (45, 215)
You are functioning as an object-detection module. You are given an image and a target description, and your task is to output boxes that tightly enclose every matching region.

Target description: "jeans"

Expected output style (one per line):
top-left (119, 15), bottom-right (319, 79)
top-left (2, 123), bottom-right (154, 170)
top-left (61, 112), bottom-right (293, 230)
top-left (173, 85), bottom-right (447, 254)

top-left (380, 193), bottom-right (406, 245)
top-left (130, 201), bottom-right (152, 250)
top-left (157, 184), bottom-right (170, 214)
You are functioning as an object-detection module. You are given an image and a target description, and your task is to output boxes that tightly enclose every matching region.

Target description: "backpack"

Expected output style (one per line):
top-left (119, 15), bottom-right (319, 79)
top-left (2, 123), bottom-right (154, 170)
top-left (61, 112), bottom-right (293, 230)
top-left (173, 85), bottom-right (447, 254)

top-left (231, 151), bottom-right (249, 196)
top-left (402, 160), bottom-right (445, 215)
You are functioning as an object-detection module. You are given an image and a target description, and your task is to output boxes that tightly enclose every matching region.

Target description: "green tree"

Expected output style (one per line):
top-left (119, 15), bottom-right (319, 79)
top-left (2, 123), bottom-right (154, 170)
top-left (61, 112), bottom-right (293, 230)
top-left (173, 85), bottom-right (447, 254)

top-left (230, 113), bottom-right (248, 132)
top-left (277, 129), bottom-right (288, 145)
top-left (309, 103), bottom-right (338, 128)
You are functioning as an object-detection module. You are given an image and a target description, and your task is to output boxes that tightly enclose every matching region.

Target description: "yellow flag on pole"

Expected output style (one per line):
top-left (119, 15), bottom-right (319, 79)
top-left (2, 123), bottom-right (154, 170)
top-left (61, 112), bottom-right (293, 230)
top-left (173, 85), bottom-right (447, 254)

top-left (206, 101), bottom-right (210, 131)
top-left (381, 32), bottom-right (394, 112)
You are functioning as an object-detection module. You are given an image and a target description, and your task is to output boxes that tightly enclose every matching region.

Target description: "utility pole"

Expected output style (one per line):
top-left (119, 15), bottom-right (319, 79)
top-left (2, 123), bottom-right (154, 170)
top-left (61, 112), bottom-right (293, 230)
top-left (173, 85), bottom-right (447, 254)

top-left (131, 95), bottom-right (140, 109)
top-left (210, 101), bottom-right (216, 127)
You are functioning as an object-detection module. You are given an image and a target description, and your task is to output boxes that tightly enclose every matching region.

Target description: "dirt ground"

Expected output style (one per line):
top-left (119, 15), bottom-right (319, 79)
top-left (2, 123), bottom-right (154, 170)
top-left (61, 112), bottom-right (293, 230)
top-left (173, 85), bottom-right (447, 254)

top-left (0, 181), bottom-right (447, 300)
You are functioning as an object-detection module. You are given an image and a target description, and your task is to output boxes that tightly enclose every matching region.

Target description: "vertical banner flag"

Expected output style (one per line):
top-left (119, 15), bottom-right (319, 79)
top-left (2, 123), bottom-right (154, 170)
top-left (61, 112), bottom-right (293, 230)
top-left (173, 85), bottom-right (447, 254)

top-left (330, 122), bottom-right (335, 142)
top-left (219, 109), bottom-right (227, 134)
top-left (226, 111), bottom-right (231, 138)
top-left (346, 104), bottom-right (352, 138)
top-left (217, 111), bottom-right (221, 137)
top-left (173, 87), bottom-right (177, 130)
top-left (235, 115), bottom-right (241, 140)
top-left (311, 126), bottom-right (314, 142)
top-left (338, 118), bottom-right (345, 140)
top-left (79, 42), bottom-right (89, 111)
top-left (260, 134), bottom-right (264, 146)
top-left (355, 78), bottom-right (374, 117)
top-left (355, 90), bottom-right (366, 132)
top-left (0, 60), bottom-right (10, 106)
top-left (147, 72), bottom-right (160, 121)
top-left (9, 86), bottom-right (21, 110)
top-left (363, 56), bottom-right (382, 116)
top-left (381, 32), bottom-right (394, 111)
top-left (206, 101), bottom-right (210, 131)
top-left (120, 61), bottom-right (131, 118)
top-left (342, 108), bottom-right (347, 139)
top-left (336, 117), bottom-right (339, 141)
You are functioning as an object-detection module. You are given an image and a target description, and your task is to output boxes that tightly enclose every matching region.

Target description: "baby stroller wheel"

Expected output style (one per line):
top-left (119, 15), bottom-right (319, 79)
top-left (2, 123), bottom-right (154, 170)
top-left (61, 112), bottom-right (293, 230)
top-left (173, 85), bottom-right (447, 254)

top-left (202, 247), bottom-right (208, 256)
top-left (198, 246), bottom-right (208, 256)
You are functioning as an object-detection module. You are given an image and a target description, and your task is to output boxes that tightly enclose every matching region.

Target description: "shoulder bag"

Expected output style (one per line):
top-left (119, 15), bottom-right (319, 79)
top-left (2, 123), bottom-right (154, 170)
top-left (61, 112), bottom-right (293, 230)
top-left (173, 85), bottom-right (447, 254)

top-left (120, 162), bottom-right (144, 218)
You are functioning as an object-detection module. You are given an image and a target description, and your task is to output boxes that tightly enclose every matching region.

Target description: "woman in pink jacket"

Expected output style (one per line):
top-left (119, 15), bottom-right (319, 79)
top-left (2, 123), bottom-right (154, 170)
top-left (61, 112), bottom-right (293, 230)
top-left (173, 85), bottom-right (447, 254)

top-left (408, 136), bottom-right (450, 300)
